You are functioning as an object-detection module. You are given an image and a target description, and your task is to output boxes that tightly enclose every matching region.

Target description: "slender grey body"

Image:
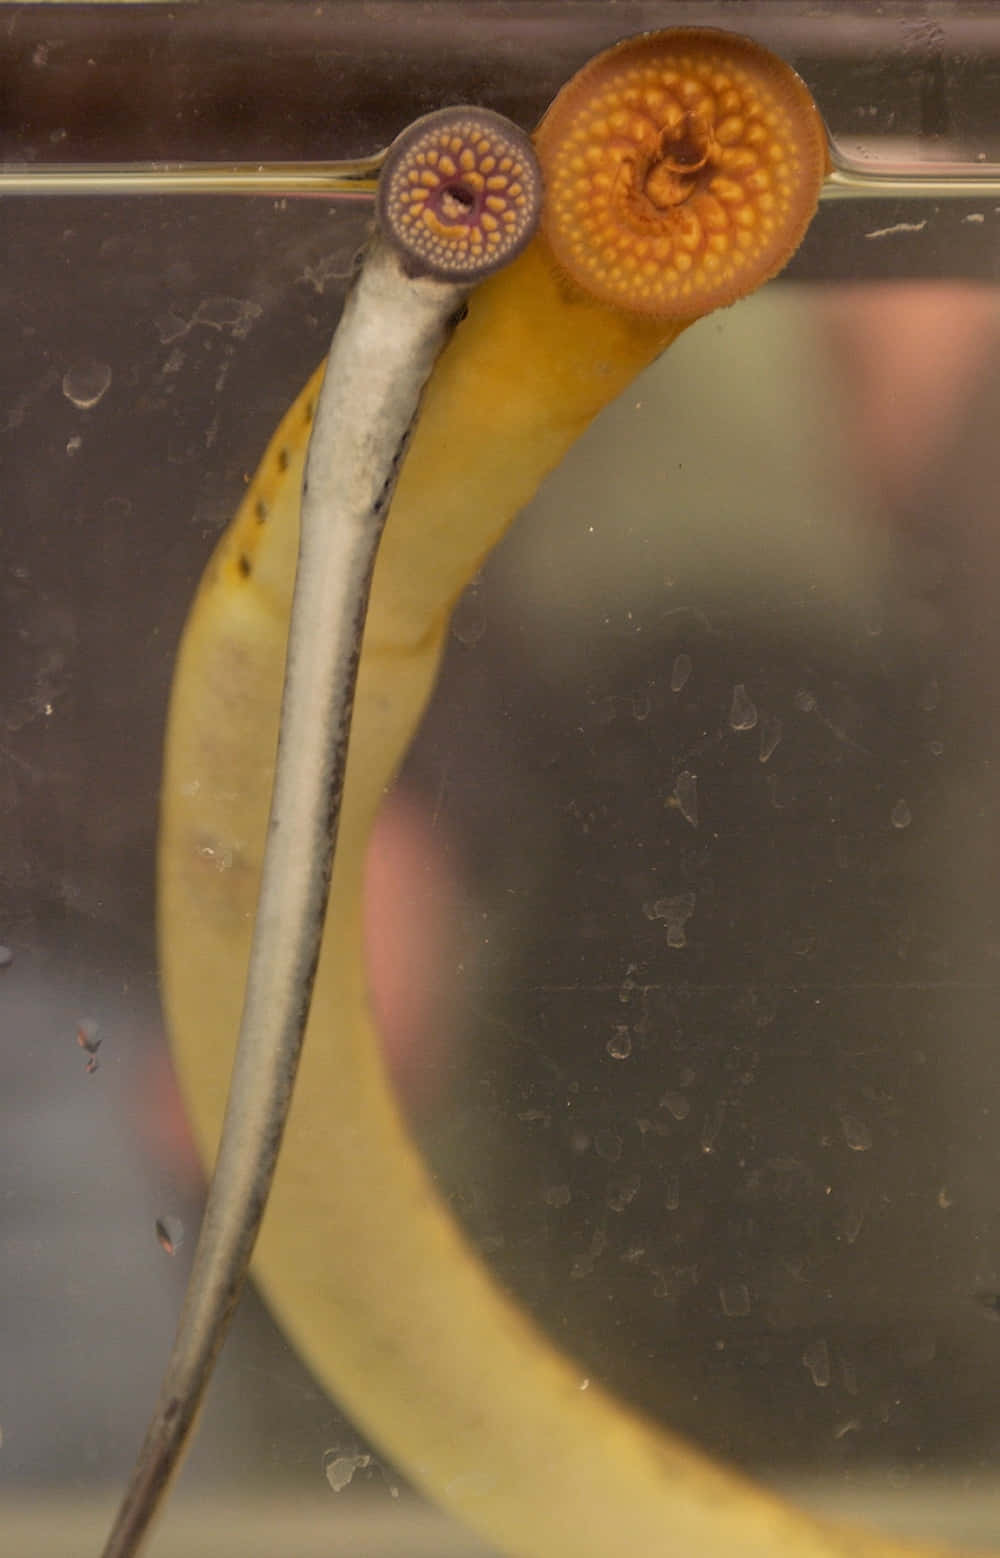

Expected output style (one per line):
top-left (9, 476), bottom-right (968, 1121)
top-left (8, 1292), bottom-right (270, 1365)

top-left (100, 105), bottom-right (541, 1558)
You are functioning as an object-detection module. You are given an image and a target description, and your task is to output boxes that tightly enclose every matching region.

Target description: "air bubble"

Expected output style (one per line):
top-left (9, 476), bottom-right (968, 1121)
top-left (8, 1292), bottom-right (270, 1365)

top-left (890, 798), bottom-right (912, 830)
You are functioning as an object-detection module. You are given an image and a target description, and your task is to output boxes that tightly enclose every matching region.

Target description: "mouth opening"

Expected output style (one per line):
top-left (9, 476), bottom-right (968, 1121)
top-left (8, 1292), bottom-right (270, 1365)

top-left (431, 181), bottom-right (481, 225)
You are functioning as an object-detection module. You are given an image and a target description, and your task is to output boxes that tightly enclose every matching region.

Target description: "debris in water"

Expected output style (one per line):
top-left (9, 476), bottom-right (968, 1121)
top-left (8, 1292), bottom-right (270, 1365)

top-left (76, 1018), bottom-right (102, 1073)
top-left (155, 1216), bottom-right (185, 1256)
top-left (324, 1450), bottom-right (371, 1493)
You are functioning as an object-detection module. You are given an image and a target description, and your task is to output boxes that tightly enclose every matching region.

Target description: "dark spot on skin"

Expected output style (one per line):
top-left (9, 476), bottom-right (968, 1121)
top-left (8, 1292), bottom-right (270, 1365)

top-left (238, 553), bottom-right (252, 578)
top-left (255, 498), bottom-right (268, 523)
top-left (277, 447), bottom-right (290, 471)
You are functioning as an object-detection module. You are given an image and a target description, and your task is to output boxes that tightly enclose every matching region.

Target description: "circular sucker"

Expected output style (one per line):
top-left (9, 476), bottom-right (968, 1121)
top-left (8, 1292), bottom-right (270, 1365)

top-left (377, 105), bottom-right (543, 282)
top-left (535, 27), bottom-right (829, 320)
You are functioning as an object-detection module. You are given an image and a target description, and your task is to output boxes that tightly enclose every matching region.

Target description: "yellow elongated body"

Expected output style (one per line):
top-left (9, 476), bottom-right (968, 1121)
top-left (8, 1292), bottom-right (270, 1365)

top-left (159, 29), bottom-right (963, 1558)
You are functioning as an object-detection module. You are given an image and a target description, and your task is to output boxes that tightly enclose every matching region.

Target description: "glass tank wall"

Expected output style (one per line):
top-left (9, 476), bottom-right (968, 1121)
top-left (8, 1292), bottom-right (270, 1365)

top-left (3, 3), bottom-right (1000, 1554)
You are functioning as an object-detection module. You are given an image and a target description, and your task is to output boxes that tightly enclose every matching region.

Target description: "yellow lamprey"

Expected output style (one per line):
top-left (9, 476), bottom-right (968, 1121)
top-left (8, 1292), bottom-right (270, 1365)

top-left (159, 28), bottom-right (968, 1558)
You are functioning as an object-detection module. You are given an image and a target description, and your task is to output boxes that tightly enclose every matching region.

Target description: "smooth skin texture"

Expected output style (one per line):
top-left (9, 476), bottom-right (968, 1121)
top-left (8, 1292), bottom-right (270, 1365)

top-left (105, 109), bottom-right (543, 1558)
top-left (159, 29), bottom-right (968, 1558)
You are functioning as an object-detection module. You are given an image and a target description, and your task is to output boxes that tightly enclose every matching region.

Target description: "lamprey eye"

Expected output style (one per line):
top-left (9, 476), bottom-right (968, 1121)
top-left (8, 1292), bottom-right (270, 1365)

top-left (377, 105), bottom-right (543, 282)
top-left (535, 27), bottom-right (828, 320)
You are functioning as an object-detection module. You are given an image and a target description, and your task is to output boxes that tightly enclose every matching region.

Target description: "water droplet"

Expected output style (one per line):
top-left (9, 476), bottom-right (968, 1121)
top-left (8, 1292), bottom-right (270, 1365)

top-left (594, 1128), bottom-right (623, 1163)
top-left (890, 798), bottom-right (912, 830)
top-left (606, 1174), bottom-right (640, 1213)
top-left (570, 1229), bottom-right (606, 1280)
top-left (645, 890), bottom-right (696, 947)
top-left (840, 1355), bottom-right (860, 1396)
top-left (802, 1338), bottom-right (831, 1388)
top-left (794, 689), bottom-right (818, 713)
top-left (631, 691), bottom-right (651, 721)
top-left (928, 739), bottom-right (944, 757)
top-left (670, 653), bottom-right (692, 693)
top-left (759, 714), bottom-right (783, 764)
top-left (841, 1202), bottom-right (866, 1243)
top-left (618, 964), bottom-right (639, 1004)
top-left (841, 1115), bottom-right (872, 1152)
top-left (719, 1281), bottom-right (751, 1318)
top-left (155, 1215), bottom-right (184, 1255)
top-left (673, 769), bottom-right (698, 828)
top-left (61, 359), bottom-right (111, 410)
top-left (728, 683), bottom-right (758, 731)
top-left (659, 1089), bottom-right (690, 1122)
top-left (543, 1184), bottom-right (571, 1208)
top-left (324, 1451), bottom-right (371, 1493)
top-left (919, 677), bottom-right (941, 712)
top-left (451, 585), bottom-right (486, 646)
top-left (0, 945), bottom-right (12, 970)
top-left (700, 1100), bottom-right (725, 1154)
top-left (606, 1025), bottom-right (632, 1061)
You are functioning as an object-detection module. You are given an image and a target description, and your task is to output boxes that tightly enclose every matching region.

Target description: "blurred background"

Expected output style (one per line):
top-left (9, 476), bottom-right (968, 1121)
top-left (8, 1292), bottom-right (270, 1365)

top-left (3, 2), bottom-right (1000, 1553)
